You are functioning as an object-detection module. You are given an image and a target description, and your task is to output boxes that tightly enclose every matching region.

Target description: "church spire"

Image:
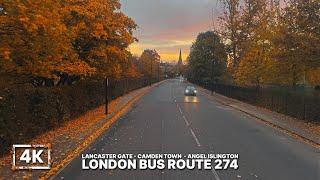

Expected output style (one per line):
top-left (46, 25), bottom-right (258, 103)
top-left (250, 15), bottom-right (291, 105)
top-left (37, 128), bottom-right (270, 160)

top-left (177, 49), bottom-right (183, 76)
top-left (178, 49), bottom-right (182, 65)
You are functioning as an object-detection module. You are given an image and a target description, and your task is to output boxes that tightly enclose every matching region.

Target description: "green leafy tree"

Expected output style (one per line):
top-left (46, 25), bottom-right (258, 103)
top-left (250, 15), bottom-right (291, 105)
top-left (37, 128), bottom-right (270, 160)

top-left (187, 31), bottom-right (227, 84)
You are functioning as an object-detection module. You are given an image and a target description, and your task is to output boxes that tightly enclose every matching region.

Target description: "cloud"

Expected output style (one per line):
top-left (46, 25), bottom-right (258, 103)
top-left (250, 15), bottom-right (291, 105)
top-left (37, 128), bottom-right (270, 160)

top-left (121, 0), bottom-right (222, 62)
top-left (129, 40), bottom-right (191, 61)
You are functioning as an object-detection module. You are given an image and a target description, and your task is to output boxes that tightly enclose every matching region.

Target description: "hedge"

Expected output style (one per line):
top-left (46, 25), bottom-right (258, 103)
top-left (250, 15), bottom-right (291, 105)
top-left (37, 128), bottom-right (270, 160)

top-left (0, 78), bottom-right (153, 156)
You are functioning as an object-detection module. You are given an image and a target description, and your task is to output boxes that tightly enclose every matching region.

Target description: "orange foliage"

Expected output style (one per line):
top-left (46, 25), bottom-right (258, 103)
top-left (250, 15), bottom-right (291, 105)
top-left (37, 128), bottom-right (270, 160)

top-left (0, 0), bottom-right (137, 83)
top-left (0, 0), bottom-right (94, 80)
top-left (63, 0), bottom-right (137, 78)
top-left (307, 68), bottom-right (320, 86)
top-left (124, 63), bottom-right (141, 78)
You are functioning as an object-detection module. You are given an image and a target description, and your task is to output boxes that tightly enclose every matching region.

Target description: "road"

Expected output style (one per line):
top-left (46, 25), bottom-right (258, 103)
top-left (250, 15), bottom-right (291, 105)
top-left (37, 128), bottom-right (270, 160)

top-left (54, 79), bottom-right (319, 180)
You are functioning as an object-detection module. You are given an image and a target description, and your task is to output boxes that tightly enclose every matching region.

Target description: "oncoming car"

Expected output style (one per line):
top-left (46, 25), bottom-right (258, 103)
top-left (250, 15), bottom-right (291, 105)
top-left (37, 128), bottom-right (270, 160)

top-left (184, 86), bottom-right (197, 96)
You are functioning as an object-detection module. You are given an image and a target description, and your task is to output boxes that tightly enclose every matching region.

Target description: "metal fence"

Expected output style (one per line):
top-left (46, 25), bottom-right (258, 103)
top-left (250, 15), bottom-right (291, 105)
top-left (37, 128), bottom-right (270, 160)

top-left (197, 82), bottom-right (320, 123)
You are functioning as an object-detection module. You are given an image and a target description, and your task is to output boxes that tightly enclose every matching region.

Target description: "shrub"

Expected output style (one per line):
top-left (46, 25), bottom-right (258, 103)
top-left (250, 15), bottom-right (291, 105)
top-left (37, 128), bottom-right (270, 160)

top-left (0, 77), bottom-right (151, 156)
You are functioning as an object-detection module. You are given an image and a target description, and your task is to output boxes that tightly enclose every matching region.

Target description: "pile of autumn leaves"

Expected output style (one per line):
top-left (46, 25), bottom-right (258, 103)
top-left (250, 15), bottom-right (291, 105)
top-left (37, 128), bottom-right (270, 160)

top-left (0, 0), bottom-right (138, 83)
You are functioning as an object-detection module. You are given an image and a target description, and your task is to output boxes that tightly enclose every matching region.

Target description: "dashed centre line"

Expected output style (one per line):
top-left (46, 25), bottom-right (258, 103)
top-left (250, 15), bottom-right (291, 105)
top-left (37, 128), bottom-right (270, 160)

top-left (178, 106), bottom-right (183, 114)
top-left (182, 115), bottom-right (190, 126)
top-left (176, 104), bottom-right (200, 147)
top-left (189, 128), bottom-right (201, 147)
top-left (211, 169), bottom-right (221, 180)
top-left (175, 99), bottom-right (221, 180)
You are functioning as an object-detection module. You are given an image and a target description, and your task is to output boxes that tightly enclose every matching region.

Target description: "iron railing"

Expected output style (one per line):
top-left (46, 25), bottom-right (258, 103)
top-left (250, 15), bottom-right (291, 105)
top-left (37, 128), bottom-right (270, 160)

top-left (195, 81), bottom-right (320, 123)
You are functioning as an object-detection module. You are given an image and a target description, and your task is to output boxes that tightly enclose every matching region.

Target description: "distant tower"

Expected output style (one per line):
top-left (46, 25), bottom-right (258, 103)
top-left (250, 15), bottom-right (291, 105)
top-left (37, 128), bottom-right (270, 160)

top-left (178, 49), bottom-right (183, 66)
top-left (177, 49), bottom-right (183, 75)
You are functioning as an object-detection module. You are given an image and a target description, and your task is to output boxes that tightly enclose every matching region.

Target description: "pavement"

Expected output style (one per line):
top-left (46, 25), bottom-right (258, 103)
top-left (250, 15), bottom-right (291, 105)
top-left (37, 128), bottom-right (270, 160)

top-left (197, 86), bottom-right (320, 145)
top-left (0, 81), bottom-right (163, 179)
top-left (53, 79), bottom-right (319, 180)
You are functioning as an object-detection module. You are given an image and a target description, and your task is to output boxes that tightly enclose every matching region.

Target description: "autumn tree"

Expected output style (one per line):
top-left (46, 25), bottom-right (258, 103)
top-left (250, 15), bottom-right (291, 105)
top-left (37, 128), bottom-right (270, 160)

top-left (0, 0), bottom-right (137, 86)
top-left (121, 55), bottom-right (141, 78)
top-left (62, 0), bottom-right (137, 80)
top-left (307, 68), bottom-right (320, 86)
top-left (217, 0), bottom-right (319, 88)
top-left (234, 0), bottom-right (276, 87)
top-left (187, 31), bottom-right (227, 84)
top-left (219, 0), bottom-right (241, 68)
top-left (0, 0), bottom-right (94, 86)
top-left (139, 49), bottom-right (161, 78)
top-left (273, 0), bottom-right (320, 87)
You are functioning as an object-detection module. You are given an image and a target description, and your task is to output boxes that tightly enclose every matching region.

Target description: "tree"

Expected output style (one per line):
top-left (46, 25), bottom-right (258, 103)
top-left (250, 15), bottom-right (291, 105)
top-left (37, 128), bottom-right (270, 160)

top-left (307, 68), bottom-right (320, 86)
top-left (61, 0), bottom-right (137, 79)
top-left (0, 0), bottom-right (94, 86)
top-left (187, 31), bottom-right (227, 84)
top-left (124, 55), bottom-right (141, 78)
top-left (217, 0), bottom-right (319, 87)
top-left (273, 0), bottom-right (320, 87)
top-left (139, 49), bottom-right (161, 78)
top-left (219, 0), bottom-right (241, 68)
top-left (234, 0), bottom-right (276, 87)
top-left (234, 42), bottom-right (276, 87)
top-left (0, 0), bottom-right (137, 86)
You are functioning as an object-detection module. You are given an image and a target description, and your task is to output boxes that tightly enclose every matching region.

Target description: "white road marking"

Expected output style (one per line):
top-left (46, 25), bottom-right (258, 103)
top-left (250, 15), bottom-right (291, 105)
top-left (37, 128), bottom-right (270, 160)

top-left (189, 128), bottom-right (201, 147)
top-left (182, 115), bottom-right (190, 126)
top-left (211, 169), bottom-right (221, 180)
top-left (178, 106), bottom-right (183, 114)
top-left (176, 96), bottom-right (222, 180)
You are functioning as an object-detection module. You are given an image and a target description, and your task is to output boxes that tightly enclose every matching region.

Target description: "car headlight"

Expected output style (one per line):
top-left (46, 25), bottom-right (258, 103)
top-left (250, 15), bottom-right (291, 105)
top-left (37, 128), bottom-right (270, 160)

top-left (185, 90), bottom-right (189, 93)
top-left (194, 90), bottom-right (197, 93)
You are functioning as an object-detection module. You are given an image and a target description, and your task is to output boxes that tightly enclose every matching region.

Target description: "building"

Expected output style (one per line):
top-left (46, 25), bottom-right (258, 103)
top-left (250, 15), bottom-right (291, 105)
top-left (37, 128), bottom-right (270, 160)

top-left (177, 49), bottom-right (183, 75)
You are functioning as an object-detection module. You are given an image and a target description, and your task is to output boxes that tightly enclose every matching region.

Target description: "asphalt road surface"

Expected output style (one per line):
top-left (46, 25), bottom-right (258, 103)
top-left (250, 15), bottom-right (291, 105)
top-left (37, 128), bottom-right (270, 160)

top-left (54, 79), bottom-right (319, 180)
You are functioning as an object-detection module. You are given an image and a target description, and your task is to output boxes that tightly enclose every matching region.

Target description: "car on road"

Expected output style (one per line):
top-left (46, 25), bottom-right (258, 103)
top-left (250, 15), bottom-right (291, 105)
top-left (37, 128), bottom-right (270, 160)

top-left (184, 86), bottom-right (197, 96)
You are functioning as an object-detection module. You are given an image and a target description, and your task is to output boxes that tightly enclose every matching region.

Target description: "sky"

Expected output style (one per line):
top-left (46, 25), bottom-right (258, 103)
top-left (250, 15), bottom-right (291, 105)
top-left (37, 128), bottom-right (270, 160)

top-left (120, 0), bottom-right (223, 62)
